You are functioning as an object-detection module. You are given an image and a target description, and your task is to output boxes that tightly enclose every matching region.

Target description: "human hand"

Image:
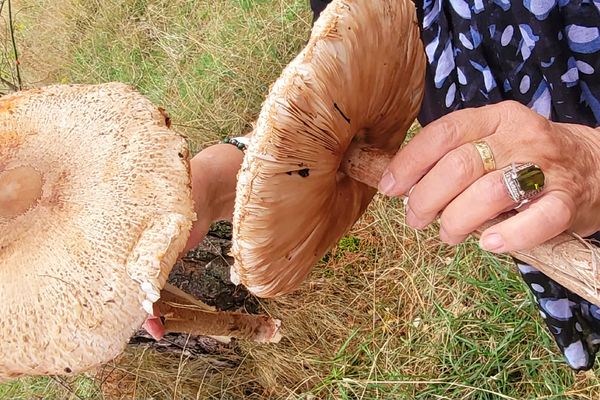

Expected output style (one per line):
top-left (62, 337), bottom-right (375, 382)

top-left (182, 143), bottom-right (245, 254)
top-left (378, 101), bottom-right (600, 253)
top-left (144, 141), bottom-right (244, 340)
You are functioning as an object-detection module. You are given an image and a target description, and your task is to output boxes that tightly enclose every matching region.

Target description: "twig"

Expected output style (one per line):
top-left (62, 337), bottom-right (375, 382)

top-left (7, 0), bottom-right (21, 90)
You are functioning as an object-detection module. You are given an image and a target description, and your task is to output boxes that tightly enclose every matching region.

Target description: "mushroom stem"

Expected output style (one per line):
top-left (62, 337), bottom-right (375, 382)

top-left (157, 289), bottom-right (282, 343)
top-left (0, 166), bottom-right (43, 219)
top-left (340, 143), bottom-right (600, 306)
top-left (341, 144), bottom-right (392, 188)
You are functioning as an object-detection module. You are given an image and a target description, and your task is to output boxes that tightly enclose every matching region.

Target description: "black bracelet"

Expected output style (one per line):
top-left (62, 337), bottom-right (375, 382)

top-left (222, 137), bottom-right (248, 152)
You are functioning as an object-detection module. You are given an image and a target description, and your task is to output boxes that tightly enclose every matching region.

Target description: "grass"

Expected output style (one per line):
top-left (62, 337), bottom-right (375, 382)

top-left (2, 0), bottom-right (600, 398)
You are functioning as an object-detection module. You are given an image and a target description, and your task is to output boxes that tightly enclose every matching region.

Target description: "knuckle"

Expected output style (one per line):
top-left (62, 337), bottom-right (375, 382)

top-left (500, 100), bottom-right (524, 112)
top-left (534, 116), bottom-right (553, 134)
top-left (501, 100), bottom-right (549, 128)
top-left (503, 195), bottom-right (575, 251)
top-left (432, 117), bottom-right (463, 146)
top-left (498, 100), bottom-right (530, 119)
top-left (537, 194), bottom-right (575, 229)
top-left (446, 146), bottom-right (477, 178)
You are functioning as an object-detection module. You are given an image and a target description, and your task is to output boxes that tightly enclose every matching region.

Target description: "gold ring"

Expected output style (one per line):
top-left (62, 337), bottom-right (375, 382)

top-left (472, 140), bottom-right (496, 173)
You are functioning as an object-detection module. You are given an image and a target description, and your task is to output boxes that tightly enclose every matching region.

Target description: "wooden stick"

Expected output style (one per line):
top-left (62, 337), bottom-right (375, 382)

top-left (341, 144), bottom-right (600, 305)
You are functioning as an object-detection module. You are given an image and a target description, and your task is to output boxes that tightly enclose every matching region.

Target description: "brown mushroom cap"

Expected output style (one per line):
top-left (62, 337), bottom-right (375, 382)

top-left (231, 0), bottom-right (425, 297)
top-left (0, 83), bottom-right (195, 381)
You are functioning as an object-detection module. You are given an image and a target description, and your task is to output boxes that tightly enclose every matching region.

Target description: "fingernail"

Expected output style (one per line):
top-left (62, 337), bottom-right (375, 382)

top-left (480, 233), bottom-right (505, 252)
top-left (378, 170), bottom-right (397, 195)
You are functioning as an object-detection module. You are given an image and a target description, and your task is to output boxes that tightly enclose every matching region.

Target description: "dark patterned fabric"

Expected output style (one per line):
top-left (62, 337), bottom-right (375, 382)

top-left (310, 0), bottom-right (330, 22)
top-left (311, 0), bottom-right (600, 370)
top-left (414, 0), bottom-right (600, 128)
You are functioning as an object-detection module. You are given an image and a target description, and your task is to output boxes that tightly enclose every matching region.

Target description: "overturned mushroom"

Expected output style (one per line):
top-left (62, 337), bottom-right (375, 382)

top-left (231, 0), bottom-right (425, 297)
top-left (0, 83), bottom-right (279, 383)
top-left (231, 0), bottom-right (600, 306)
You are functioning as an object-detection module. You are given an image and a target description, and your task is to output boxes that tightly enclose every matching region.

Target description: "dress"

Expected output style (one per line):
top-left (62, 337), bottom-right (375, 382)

top-left (311, 0), bottom-right (600, 370)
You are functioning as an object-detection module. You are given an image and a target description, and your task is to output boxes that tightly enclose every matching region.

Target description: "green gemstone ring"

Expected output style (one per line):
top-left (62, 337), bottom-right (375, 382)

top-left (502, 162), bottom-right (545, 207)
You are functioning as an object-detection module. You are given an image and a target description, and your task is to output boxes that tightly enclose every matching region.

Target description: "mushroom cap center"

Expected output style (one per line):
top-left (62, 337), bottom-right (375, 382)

top-left (0, 166), bottom-right (43, 218)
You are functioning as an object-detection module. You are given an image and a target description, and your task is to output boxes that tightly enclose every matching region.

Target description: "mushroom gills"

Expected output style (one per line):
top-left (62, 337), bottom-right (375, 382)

top-left (231, 0), bottom-right (427, 298)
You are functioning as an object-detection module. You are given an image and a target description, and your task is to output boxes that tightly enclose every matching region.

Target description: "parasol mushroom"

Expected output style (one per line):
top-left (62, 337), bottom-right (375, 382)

top-left (231, 0), bottom-right (600, 306)
top-left (0, 83), bottom-right (280, 383)
top-left (231, 0), bottom-right (426, 297)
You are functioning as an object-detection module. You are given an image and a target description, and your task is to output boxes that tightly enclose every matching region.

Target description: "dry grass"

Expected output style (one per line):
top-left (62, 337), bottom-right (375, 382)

top-left (2, 0), bottom-right (600, 399)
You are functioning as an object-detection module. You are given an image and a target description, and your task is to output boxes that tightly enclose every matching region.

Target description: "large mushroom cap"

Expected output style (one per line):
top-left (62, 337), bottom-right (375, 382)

top-left (0, 83), bottom-right (195, 381)
top-left (231, 0), bottom-right (425, 297)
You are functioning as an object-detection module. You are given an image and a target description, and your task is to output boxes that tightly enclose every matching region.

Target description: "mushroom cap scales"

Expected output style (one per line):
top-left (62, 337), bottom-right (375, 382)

top-left (0, 83), bottom-right (195, 381)
top-left (231, 0), bottom-right (425, 297)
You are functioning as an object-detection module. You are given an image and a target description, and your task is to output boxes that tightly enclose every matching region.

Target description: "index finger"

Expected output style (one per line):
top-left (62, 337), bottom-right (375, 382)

top-left (378, 103), bottom-right (505, 196)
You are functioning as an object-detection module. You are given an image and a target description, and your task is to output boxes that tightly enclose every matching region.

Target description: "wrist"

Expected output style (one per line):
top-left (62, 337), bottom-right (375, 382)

top-left (190, 143), bottom-right (245, 223)
top-left (182, 143), bottom-right (244, 254)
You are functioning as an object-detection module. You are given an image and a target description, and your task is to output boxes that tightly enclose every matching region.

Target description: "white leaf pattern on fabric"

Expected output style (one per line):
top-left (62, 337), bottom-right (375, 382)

top-left (576, 60), bottom-right (595, 74)
top-left (520, 75), bottom-right (531, 93)
top-left (539, 298), bottom-right (576, 320)
top-left (459, 33), bottom-right (474, 49)
top-left (425, 26), bottom-right (441, 64)
top-left (434, 39), bottom-right (456, 88)
top-left (501, 25), bottom-right (514, 46)
top-left (562, 58), bottom-right (580, 86)
top-left (531, 283), bottom-right (545, 293)
top-left (564, 341), bottom-right (589, 369)
top-left (470, 60), bottom-right (497, 92)
top-left (450, 0), bottom-right (472, 19)
top-left (423, 0), bottom-right (442, 29)
top-left (519, 24), bottom-right (540, 61)
top-left (518, 263), bottom-right (538, 274)
top-left (523, 0), bottom-right (557, 20)
top-left (566, 25), bottom-right (600, 54)
top-left (446, 82), bottom-right (457, 107)
top-left (561, 67), bottom-right (579, 85)
top-left (474, 0), bottom-right (485, 13)
top-left (493, 0), bottom-right (511, 10)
